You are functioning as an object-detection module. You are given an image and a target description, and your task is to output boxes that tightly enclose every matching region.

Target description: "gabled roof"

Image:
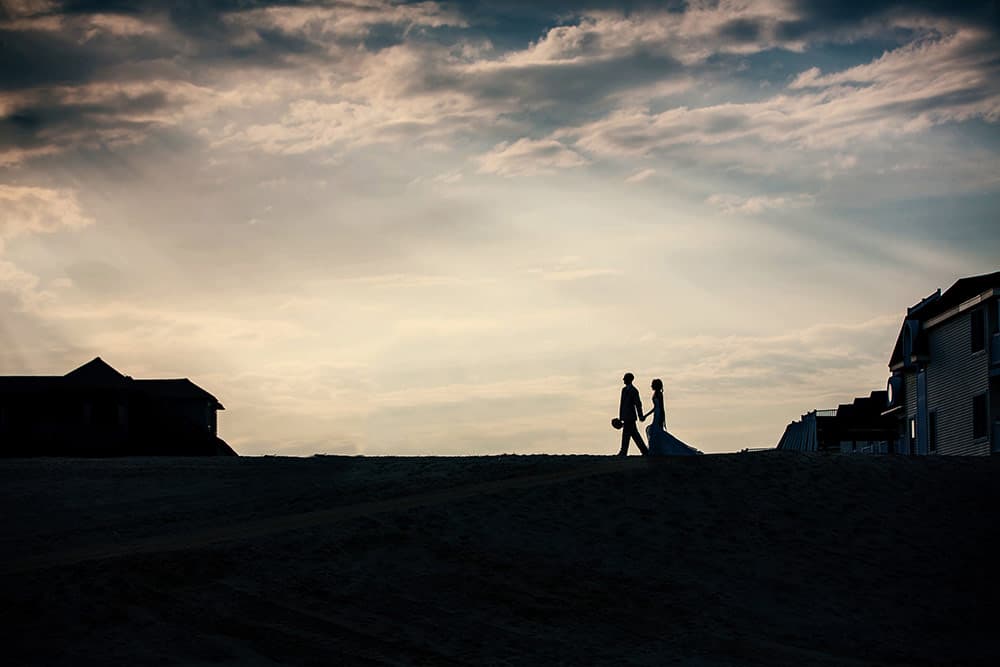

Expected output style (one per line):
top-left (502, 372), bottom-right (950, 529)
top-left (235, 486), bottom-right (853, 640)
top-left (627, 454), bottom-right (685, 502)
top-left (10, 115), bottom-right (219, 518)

top-left (917, 271), bottom-right (1000, 321)
top-left (64, 357), bottom-right (128, 387)
top-left (0, 358), bottom-right (223, 409)
top-left (889, 270), bottom-right (1000, 368)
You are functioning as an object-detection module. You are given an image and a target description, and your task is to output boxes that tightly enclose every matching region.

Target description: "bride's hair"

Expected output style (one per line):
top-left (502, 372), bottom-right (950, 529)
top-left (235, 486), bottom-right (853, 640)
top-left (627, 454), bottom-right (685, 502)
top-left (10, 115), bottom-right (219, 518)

top-left (651, 378), bottom-right (663, 392)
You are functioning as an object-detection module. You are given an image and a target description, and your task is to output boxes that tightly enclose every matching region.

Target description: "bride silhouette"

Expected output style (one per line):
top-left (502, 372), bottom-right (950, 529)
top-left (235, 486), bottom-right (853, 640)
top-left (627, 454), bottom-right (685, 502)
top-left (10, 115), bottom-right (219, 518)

top-left (643, 378), bottom-right (702, 456)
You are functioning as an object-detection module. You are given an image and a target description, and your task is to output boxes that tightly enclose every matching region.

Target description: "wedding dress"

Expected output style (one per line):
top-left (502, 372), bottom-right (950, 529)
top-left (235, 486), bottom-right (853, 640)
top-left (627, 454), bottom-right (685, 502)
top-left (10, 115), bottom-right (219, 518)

top-left (646, 393), bottom-right (702, 456)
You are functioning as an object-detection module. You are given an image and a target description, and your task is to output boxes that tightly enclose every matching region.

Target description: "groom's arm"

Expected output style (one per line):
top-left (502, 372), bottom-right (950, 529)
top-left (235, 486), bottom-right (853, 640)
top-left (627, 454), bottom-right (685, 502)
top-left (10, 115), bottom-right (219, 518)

top-left (635, 390), bottom-right (644, 421)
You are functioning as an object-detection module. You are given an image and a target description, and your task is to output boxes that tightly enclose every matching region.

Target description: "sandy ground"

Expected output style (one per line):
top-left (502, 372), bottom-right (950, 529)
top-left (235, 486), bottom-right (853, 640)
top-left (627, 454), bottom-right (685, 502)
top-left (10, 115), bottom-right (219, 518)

top-left (1, 452), bottom-right (997, 666)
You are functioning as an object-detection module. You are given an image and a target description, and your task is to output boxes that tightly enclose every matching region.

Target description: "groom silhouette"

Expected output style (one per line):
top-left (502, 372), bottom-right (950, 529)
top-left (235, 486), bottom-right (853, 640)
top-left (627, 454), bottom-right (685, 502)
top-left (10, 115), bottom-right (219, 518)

top-left (618, 372), bottom-right (648, 457)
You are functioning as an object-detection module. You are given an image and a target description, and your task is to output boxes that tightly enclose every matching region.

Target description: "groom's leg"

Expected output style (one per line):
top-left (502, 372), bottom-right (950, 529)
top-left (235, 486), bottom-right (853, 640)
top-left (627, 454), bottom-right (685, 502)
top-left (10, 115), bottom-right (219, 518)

top-left (618, 426), bottom-right (631, 456)
top-left (631, 426), bottom-right (649, 456)
top-left (619, 422), bottom-right (647, 456)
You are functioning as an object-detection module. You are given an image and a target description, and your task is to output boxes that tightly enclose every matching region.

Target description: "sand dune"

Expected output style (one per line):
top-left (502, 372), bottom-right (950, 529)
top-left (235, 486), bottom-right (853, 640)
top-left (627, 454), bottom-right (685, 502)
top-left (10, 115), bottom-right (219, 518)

top-left (1, 452), bottom-right (997, 665)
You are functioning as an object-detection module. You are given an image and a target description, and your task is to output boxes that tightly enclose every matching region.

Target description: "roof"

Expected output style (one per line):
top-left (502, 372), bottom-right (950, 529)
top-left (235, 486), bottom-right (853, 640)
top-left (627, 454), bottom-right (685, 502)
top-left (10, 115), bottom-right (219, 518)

top-left (0, 376), bottom-right (61, 393)
top-left (910, 271), bottom-right (1000, 322)
top-left (64, 357), bottom-right (128, 387)
top-left (0, 358), bottom-right (223, 409)
top-left (776, 413), bottom-right (819, 451)
top-left (834, 391), bottom-right (896, 440)
top-left (836, 391), bottom-right (889, 422)
top-left (889, 270), bottom-right (1000, 368)
top-left (135, 379), bottom-right (224, 409)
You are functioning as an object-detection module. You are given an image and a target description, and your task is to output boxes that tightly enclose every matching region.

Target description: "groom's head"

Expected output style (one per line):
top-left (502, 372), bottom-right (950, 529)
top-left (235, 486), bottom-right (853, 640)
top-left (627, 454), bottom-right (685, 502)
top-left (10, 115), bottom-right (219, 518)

top-left (623, 372), bottom-right (634, 385)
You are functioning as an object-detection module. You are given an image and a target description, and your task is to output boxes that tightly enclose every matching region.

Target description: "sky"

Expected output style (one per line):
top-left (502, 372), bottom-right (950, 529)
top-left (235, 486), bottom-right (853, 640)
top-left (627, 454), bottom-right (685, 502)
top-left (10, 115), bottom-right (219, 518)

top-left (1, 0), bottom-right (999, 456)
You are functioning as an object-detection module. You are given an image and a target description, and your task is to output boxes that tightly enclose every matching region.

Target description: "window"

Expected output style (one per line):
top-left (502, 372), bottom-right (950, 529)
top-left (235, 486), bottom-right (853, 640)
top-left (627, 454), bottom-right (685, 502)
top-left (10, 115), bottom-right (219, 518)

top-left (909, 417), bottom-right (917, 447)
top-left (971, 308), bottom-right (985, 353)
top-left (928, 411), bottom-right (937, 453)
top-left (973, 393), bottom-right (988, 440)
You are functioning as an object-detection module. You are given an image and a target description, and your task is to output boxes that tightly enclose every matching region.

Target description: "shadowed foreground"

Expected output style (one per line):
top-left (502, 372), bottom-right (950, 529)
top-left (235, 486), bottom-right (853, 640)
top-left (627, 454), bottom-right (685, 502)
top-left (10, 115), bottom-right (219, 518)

top-left (1, 453), bottom-right (997, 665)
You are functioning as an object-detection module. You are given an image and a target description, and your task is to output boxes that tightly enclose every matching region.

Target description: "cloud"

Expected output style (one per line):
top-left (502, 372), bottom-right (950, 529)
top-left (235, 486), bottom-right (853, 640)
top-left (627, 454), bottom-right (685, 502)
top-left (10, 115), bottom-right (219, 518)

top-left (785, 28), bottom-right (1000, 131)
top-left (624, 167), bottom-right (656, 183)
top-left (0, 257), bottom-right (40, 298)
top-left (0, 185), bottom-right (93, 239)
top-left (527, 267), bottom-right (622, 282)
top-left (777, 0), bottom-right (1000, 42)
top-left (0, 9), bottom-right (162, 37)
top-left (216, 99), bottom-right (387, 155)
top-left (7, 3), bottom-right (790, 162)
top-left (222, 1), bottom-right (466, 39)
top-left (216, 34), bottom-right (689, 157)
top-left (214, 80), bottom-right (497, 155)
top-left (707, 192), bottom-right (815, 214)
top-left (4, 0), bottom-right (997, 171)
top-left (477, 137), bottom-right (588, 176)
top-left (0, 2), bottom-right (472, 163)
top-left (501, 2), bottom-right (807, 66)
top-left (0, 79), bottom-right (219, 164)
top-left (0, 185), bottom-right (93, 316)
top-left (316, 2), bottom-right (813, 127)
top-left (558, 26), bottom-right (1000, 174)
top-left (0, 9), bottom-right (174, 92)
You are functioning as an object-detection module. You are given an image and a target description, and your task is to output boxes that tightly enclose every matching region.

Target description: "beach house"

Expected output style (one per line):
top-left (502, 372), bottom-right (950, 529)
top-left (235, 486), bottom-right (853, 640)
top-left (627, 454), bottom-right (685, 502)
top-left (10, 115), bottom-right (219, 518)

top-left (883, 271), bottom-right (1000, 455)
top-left (0, 358), bottom-right (236, 456)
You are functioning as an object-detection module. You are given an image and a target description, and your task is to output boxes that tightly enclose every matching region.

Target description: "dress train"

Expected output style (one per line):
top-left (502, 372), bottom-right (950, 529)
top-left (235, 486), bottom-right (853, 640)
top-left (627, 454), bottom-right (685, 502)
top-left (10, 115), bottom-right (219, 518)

top-left (646, 393), bottom-right (702, 456)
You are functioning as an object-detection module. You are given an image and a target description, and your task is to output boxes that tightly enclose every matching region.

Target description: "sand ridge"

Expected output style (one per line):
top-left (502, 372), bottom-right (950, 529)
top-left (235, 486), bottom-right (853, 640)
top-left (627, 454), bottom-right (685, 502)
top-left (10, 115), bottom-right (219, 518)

top-left (1, 452), bottom-right (997, 665)
top-left (1, 457), bottom-right (640, 574)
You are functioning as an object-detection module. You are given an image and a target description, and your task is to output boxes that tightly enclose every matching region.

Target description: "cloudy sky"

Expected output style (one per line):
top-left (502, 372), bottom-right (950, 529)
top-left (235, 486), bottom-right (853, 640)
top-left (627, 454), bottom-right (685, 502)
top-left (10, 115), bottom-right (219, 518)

top-left (1, 0), bottom-right (998, 455)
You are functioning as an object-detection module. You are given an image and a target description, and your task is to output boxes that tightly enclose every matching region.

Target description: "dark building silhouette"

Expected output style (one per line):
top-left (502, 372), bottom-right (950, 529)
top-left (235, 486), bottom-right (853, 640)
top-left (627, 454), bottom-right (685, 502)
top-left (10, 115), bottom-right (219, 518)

top-left (833, 391), bottom-right (898, 454)
top-left (776, 391), bottom-right (896, 453)
top-left (0, 358), bottom-right (236, 457)
top-left (776, 270), bottom-right (1000, 455)
top-left (883, 271), bottom-right (1000, 456)
top-left (775, 408), bottom-right (837, 452)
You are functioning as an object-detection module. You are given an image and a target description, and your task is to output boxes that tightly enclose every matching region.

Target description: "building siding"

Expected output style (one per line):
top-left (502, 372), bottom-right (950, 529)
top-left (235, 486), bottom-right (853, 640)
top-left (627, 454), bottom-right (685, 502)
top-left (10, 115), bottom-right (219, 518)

top-left (903, 372), bottom-right (917, 455)
top-left (926, 311), bottom-right (990, 456)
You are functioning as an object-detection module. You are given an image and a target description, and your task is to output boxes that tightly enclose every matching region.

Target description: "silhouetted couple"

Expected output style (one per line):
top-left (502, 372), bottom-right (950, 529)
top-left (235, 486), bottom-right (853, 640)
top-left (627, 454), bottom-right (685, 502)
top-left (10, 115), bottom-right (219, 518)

top-left (618, 372), bottom-right (702, 457)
